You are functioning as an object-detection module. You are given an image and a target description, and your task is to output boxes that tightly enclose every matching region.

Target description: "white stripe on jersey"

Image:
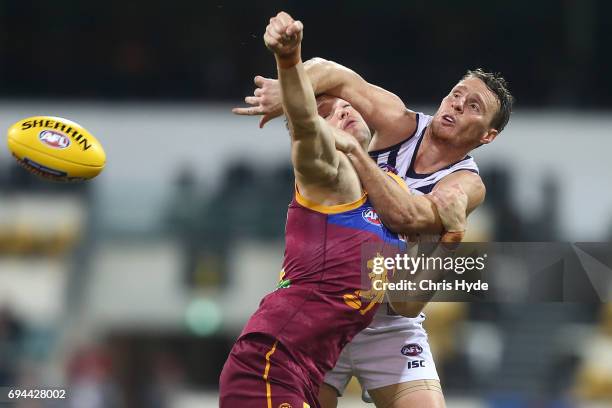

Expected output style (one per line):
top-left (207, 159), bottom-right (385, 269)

top-left (366, 112), bottom-right (480, 330)
top-left (370, 112), bottom-right (479, 196)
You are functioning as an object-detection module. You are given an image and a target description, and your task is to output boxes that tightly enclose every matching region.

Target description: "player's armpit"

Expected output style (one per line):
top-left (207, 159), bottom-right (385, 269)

top-left (303, 58), bottom-right (417, 149)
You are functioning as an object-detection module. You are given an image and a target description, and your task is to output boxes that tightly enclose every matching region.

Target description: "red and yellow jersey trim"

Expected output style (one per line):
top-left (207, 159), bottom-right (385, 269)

top-left (295, 184), bottom-right (367, 214)
top-left (386, 171), bottom-right (410, 192)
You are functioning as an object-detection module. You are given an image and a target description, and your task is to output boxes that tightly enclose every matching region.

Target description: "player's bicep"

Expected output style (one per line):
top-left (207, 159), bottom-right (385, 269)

top-left (353, 84), bottom-right (417, 147)
top-left (291, 117), bottom-right (340, 182)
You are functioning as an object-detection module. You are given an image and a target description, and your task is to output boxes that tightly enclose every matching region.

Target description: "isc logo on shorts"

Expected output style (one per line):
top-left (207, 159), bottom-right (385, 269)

top-left (362, 208), bottom-right (381, 226)
top-left (407, 360), bottom-right (426, 369)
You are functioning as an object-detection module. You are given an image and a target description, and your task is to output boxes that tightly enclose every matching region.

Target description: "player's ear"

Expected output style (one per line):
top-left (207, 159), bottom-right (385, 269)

top-left (480, 128), bottom-right (498, 145)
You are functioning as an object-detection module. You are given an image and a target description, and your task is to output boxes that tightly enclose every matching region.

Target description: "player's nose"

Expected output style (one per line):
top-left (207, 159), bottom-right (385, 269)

top-left (451, 98), bottom-right (464, 113)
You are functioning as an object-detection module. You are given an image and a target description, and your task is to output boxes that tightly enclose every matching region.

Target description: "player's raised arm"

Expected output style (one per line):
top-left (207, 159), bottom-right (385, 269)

top-left (233, 60), bottom-right (416, 150)
top-left (265, 12), bottom-right (340, 186)
top-left (302, 58), bottom-right (417, 150)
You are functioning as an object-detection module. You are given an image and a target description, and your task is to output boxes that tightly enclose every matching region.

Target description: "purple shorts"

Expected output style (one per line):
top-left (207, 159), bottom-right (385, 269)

top-left (219, 333), bottom-right (320, 408)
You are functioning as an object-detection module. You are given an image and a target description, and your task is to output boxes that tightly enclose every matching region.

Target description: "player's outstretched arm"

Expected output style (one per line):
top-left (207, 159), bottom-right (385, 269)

top-left (337, 136), bottom-right (484, 234)
top-left (233, 59), bottom-right (416, 151)
top-left (265, 12), bottom-right (340, 185)
top-left (302, 57), bottom-right (417, 150)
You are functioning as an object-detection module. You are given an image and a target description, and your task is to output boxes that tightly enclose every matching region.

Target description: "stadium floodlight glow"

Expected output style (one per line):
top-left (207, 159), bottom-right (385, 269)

top-left (185, 298), bottom-right (222, 336)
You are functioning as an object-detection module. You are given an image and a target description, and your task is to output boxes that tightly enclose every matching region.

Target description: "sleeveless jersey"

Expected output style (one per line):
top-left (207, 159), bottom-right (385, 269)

top-left (240, 183), bottom-right (405, 387)
top-left (365, 112), bottom-right (480, 332)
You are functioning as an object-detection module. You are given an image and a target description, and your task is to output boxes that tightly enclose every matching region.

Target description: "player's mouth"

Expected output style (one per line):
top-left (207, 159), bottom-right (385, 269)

top-left (441, 114), bottom-right (456, 126)
top-left (342, 118), bottom-right (358, 130)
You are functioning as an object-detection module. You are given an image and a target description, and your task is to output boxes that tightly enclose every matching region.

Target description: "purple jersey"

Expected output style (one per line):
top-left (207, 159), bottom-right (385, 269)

top-left (240, 183), bottom-right (405, 390)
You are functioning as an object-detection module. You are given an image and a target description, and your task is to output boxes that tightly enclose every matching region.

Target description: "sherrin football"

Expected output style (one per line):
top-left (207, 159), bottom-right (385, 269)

top-left (7, 116), bottom-right (106, 182)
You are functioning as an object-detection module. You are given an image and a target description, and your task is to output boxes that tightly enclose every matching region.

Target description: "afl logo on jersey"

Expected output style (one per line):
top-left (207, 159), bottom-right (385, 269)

top-left (39, 130), bottom-right (71, 149)
top-left (401, 344), bottom-right (423, 356)
top-left (362, 208), bottom-right (381, 226)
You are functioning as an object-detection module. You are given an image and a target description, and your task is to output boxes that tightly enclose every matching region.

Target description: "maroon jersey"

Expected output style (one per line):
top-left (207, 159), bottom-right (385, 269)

top-left (240, 185), bottom-right (405, 390)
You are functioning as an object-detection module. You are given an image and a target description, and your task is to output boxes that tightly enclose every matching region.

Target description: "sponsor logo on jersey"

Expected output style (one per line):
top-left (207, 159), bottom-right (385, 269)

top-left (279, 403), bottom-right (292, 408)
top-left (39, 130), bottom-right (70, 149)
top-left (362, 208), bottom-right (381, 226)
top-left (401, 343), bottom-right (423, 356)
top-left (407, 360), bottom-right (426, 369)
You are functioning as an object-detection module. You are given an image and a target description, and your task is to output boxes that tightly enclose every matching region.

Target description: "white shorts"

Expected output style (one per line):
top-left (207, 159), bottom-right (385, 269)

top-left (324, 314), bottom-right (439, 395)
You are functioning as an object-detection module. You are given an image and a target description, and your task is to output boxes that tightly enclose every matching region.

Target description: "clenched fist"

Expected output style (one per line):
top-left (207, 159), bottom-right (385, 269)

top-left (264, 12), bottom-right (304, 58)
top-left (429, 184), bottom-right (468, 233)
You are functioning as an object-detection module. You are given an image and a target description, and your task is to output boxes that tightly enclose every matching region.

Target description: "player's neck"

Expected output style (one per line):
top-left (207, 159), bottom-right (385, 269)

top-left (414, 127), bottom-right (471, 174)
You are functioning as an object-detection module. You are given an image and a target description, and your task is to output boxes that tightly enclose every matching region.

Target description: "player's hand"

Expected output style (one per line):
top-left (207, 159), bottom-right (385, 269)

top-left (429, 184), bottom-right (468, 233)
top-left (333, 130), bottom-right (359, 154)
top-left (232, 76), bottom-right (283, 128)
top-left (264, 12), bottom-right (303, 58)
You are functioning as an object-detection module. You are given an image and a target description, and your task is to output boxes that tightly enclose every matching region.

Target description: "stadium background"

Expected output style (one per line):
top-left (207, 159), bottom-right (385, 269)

top-left (1, 1), bottom-right (611, 407)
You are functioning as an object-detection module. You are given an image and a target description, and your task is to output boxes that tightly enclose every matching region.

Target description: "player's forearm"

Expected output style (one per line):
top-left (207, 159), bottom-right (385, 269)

top-left (277, 56), bottom-right (338, 179)
top-left (347, 147), bottom-right (442, 234)
top-left (277, 58), bottom-right (320, 136)
top-left (303, 58), bottom-right (414, 148)
top-left (303, 58), bottom-right (373, 109)
top-left (389, 241), bottom-right (462, 317)
top-left (303, 58), bottom-right (333, 93)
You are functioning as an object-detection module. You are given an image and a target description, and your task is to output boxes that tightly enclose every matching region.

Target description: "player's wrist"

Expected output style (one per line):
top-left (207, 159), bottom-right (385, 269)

top-left (275, 47), bottom-right (302, 69)
top-left (440, 230), bottom-right (465, 243)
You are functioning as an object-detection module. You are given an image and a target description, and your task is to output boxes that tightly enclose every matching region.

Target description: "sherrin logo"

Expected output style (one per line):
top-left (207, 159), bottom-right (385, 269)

top-left (38, 130), bottom-right (71, 149)
top-left (362, 207), bottom-right (381, 226)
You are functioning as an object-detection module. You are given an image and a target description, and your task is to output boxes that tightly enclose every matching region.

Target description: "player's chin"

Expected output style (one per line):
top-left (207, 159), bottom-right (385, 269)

top-left (346, 126), bottom-right (371, 147)
top-left (433, 120), bottom-right (458, 139)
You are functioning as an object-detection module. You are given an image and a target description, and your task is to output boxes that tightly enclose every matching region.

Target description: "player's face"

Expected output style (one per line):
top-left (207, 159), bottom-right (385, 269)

top-left (316, 95), bottom-right (372, 148)
top-left (431, 77), bottom-right (499, 147)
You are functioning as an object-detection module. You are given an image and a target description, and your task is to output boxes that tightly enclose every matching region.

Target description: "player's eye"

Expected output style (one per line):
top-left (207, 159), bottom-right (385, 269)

top-left (470, 103), bottom-right (480, 112)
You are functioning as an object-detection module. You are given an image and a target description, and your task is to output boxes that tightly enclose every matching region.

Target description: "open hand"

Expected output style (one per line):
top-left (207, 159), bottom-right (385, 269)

top-left (232, 76), bottom-right (283, 128)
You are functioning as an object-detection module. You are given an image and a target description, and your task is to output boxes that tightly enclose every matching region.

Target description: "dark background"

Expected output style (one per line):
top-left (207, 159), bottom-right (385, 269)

top-left (2, 1), bottom-right (610, 106)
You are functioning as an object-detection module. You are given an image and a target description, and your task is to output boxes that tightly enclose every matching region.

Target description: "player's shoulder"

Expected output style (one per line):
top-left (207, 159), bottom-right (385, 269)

top-left (368, 110), bottom-right (426, 153)
top-left (438, 168), bottom-right (483, 189)
top-left (437, 170), bottom-right (486, 207)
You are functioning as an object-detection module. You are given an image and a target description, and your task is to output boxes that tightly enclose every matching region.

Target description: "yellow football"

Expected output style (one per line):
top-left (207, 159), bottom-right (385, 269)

top-left (7, 116), bottom-right (106, 182)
